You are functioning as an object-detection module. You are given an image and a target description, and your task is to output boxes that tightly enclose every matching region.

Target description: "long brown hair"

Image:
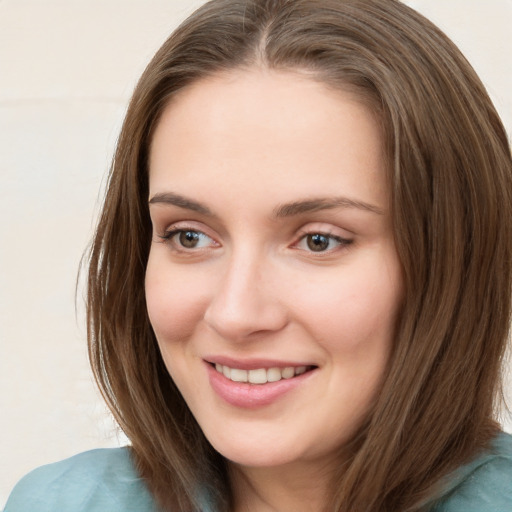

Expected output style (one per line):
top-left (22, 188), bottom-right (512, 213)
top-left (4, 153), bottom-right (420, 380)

top-left (86, 1), bottom-right (512, 510)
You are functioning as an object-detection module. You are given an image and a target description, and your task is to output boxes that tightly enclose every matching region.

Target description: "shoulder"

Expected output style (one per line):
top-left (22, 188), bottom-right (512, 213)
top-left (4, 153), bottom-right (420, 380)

top-left (4, 447), bottom-right (160, 512)
top-left (430, 432), bottom-right (512, 512)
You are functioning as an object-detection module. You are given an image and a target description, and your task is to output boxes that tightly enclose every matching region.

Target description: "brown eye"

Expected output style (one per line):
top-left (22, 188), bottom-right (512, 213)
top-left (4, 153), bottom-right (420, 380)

top-left (296, 232), bottom-right (352, 254)
top-left (159, 228), bottom-right (215, 250)
top-left (179, 230), bottom-right (201, 248)
top-left (306, 234), bottom-right (330, 252)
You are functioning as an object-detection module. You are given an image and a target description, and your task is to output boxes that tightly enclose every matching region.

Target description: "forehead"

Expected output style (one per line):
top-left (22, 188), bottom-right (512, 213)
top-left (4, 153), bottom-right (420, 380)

top-left (148, 68), bottom-right (388, 212)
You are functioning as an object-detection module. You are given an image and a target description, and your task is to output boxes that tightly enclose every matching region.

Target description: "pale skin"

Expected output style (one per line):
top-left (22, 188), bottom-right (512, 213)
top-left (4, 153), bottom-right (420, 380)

top-left (145, 68), bottom-right (403, 511)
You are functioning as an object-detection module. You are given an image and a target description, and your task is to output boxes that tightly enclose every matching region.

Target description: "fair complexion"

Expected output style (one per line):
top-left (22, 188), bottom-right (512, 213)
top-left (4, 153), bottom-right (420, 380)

top-left (146, 68), bottom-right (403, 511)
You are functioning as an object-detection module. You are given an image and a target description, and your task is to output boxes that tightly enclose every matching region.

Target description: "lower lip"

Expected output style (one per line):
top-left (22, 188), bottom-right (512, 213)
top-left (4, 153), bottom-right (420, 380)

top-left (206, 363), bottom-right (315, 409)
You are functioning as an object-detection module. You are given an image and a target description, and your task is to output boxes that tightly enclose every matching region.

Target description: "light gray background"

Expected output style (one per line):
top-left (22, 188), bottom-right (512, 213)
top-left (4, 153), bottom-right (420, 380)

top-left (1, 0), bottom-right (511, 506)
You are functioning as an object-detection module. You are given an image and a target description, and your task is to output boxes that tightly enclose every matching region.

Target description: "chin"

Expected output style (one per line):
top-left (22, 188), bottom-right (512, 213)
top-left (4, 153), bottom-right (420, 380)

top-left (204, 424), bottom-right (343, 471)
top-left (219, 446), bottom-right (302, 469)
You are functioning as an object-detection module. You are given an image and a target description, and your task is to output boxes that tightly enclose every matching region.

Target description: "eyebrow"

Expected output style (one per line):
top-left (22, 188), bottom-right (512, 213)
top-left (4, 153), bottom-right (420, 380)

top-left (148, 192), bottom-right (214, 216)
top-left (273, 197), bottom-right (385, 217)
top-left (148, 191), bottom-right (384, 217)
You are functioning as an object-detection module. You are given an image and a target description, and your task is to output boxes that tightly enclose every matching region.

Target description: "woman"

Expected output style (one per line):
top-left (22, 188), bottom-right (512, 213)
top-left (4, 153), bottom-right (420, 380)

top-left (5, 0), bottom-right (512, 511)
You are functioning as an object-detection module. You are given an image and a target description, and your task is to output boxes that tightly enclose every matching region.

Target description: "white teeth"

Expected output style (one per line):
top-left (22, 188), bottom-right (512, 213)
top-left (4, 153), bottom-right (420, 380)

top-left (295, 366), bottom-right (306, 375)
top-left (281, 367), bottom-right (295, 379)
top-left (214, 364), bottom-right (310, 384)
top-left (248, 368), bottom-right (267, 384)
top-left (230, 368), bottom-right (248, 382)
top-left (266, 367), bottom-right (282, 382)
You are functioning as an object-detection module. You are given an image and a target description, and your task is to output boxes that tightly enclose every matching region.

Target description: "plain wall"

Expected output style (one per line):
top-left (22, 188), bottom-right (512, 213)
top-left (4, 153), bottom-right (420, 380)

top-left (1, 0), bottom-right (511, 506)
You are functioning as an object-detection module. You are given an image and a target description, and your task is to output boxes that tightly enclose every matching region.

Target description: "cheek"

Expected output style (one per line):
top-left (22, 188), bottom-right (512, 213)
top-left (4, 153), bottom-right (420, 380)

top-left (145, 256), bottom-right (209, 343)
top-left (290, 255), bottom-right (402, 356)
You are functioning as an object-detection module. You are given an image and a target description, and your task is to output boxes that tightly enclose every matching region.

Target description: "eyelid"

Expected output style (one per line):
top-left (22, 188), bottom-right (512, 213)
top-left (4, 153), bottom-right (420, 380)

top-left (296, 233), bottom-right (352, 250)
top-left (156, 219), bottom-right (216, 239)
top-left (156, 221), bottom-right (220, 252)
top-left (295, 222), bottom-right (353, 240)
top-left (163, 228), bottom-right (213, 245)
top-left (293, 225), bottom-right (354, 254)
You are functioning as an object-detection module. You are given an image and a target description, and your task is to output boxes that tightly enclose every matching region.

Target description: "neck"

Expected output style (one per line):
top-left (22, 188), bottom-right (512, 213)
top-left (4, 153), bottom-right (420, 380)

top-left (229, 458), bottom-right (337, 512)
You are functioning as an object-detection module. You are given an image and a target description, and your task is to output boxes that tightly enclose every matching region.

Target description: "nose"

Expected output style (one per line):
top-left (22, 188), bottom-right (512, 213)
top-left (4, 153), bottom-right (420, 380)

top-left (203, 250), bottom-right (288, 341)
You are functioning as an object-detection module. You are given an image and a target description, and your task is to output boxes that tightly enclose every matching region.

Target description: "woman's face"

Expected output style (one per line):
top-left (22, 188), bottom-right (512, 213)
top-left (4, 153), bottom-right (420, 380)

top-left (146, 69), bottom-right (403, 471)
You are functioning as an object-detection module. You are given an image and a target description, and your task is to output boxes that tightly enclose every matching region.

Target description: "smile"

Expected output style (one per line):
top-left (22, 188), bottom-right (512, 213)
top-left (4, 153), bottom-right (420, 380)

top-left (207, 361), bottom-right (317, 408)
top-left (214, 363), bottom-right (310, 384)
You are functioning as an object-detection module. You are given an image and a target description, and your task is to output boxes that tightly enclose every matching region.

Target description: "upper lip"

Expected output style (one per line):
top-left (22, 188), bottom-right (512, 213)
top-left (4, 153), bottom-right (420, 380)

top-left (204, 356), bottom-right (317, 370)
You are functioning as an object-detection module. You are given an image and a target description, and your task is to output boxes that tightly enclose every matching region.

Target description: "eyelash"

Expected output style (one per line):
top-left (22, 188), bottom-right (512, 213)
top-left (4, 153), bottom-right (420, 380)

top-left (158, 228), bottom-right (216, 251)
top-left (294, 231), bottom-right (353, 253)
top-left (157, 228), bottom-right (353, 254)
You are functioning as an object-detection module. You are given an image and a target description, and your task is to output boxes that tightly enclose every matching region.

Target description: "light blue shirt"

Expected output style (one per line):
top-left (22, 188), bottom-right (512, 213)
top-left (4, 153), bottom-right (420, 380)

top-left (4, 432), bottom-right (512, 511)
top-left (4, 448), bottom-right (160, 512)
